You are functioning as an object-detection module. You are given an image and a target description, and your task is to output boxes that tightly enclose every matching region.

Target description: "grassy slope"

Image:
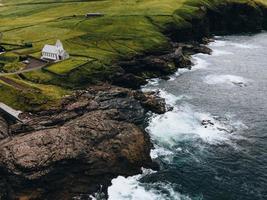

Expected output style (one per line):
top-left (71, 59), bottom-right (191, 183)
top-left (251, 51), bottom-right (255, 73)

top-left (0, 0), bottom-right (266, 111)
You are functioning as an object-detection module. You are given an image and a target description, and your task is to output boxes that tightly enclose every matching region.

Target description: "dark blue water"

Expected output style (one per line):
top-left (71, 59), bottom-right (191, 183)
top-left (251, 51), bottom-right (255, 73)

top-left (108, 33), bottom-right (267, 200)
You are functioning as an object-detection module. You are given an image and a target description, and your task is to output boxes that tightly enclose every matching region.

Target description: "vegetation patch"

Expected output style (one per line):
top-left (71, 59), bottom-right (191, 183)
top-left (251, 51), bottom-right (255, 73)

top-left (45, 57), bottom-right (92, 75)
top-left (0, 0), bottom-right (267, 110)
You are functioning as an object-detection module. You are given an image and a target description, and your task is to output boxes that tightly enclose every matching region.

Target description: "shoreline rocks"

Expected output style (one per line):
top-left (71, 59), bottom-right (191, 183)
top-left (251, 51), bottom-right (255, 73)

top-left (0, 1), bottom-right (267, 199)
top-left (0, 84), bottom-right (165, 199)
top-left (113, 41), bottom-right (211, 89)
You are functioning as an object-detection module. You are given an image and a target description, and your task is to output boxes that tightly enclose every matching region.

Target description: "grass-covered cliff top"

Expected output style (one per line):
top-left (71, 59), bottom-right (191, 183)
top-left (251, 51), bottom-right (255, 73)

top-left (0, 0), bottom-right (267, 111)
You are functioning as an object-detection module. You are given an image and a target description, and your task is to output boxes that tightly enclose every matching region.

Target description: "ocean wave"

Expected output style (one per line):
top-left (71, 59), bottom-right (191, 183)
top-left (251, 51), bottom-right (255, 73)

top-left (228, 42), bottom-right (260, 49)
top-left (212, 49), bottom-right (233, 56)
top-left (158, 90), bottom-right (190, 106)
top-left (168, 56), bottom-right (209, 80)
top-left (150, 145), bottom-right (175, 163)
top-left (209, 40), bottom-right (260, 49)
top-left (209, 40), bottom-right (227, 47)
top-left (203, 74), bottom-right (250, 87)
top-left (108, 168), bottom-right (191, 200)
top-left (191, 56), bottom-right (209, 70)
top-left (146, 102), bottom-right (246, 147)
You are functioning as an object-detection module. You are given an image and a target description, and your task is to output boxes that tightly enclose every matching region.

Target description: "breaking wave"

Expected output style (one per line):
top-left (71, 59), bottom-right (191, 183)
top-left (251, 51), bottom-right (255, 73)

top-left (106, 34), bottom-right (265, 200)
top-left (108, 169), bottom-right (191, 200)
top-left (146, 103), bottom-right (245, 147)
top-left (203, 74), bottom-right (250, 87)
top-left (169, 55), bottom-right (209, 80)
top-left (212, 49), bottom-right (233, 56)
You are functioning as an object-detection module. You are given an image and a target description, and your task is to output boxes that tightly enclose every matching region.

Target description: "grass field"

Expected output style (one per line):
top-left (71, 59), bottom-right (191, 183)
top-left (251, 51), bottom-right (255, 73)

top-left (0, 0), bottom-right (267, 111)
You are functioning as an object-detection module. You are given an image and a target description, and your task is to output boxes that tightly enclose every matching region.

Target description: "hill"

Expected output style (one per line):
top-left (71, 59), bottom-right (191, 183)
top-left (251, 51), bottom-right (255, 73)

top-left (0, 0), bottom-right (267, 111)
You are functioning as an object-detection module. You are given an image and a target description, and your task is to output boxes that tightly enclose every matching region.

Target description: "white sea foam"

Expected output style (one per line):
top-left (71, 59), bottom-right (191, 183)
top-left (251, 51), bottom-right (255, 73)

top-left (146, 100), bottom-right (247, 147)
top-left (228, 42), bottom-right (260, 49)
top-left (209, 40), bottom-right (227, 47)
top-left (191, 56), bottom-right (209, 70)
top-left (158, 90), bottom-right (190, 106)
top-left (212, 49), bottom-right (233, 56)
top-left (204, 74), bottom-right (250, 87)
top-left (146, 78), bottom-right (160, 87)
top-left (209, 39), bottom-right (260, 49)
top-left (150, 145), bottom-right (174, 163)
top-left (141, 79), bottom-right (160, 92)
top-left (169, 56), bottom-right (209, 80)
top-left (147, 107), bottom-right (224, 146)
top-left (108, 168), bottom-right (191, 200)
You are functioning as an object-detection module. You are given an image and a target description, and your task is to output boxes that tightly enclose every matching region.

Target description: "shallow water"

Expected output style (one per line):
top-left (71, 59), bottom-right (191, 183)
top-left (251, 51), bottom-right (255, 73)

top-left (108, 32), bottom-right (267, 200)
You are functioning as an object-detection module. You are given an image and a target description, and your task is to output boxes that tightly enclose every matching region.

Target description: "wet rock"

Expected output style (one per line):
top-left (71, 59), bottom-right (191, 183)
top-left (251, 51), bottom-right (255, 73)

top-left (202, 37), bottom-right (215, 44)
top-left (0, 116), bottom-right (8, 139)
top-left (178, 43), bottom-right (212, 55)
top-left (0, 84), bottom-right (166, 199)
top-left (201, 119), bottom-right (215, 128)
top-left (143, 57), bottom-right (175, 74)
top-left (134, 91), bottom-right (166, 114)
top-left (0, 46), bottom-right (5, 53)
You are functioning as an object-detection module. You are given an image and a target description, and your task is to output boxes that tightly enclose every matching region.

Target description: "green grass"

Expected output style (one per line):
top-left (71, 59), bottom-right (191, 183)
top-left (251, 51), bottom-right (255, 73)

top-left (0, 52), bottom-right (20, 63)
top-left (45, 57), bottom-right (91, 75)
top-left (3, 62), bottom-right (25, 73)
top-left (0, 75), bottom-right (69, 111)
top-left (0, 0), bottom-right (267, 111)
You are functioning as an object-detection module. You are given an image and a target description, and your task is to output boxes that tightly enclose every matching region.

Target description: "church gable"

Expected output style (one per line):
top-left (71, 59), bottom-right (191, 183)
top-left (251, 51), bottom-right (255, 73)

top-left (41, 40), bottom-right (69, 61)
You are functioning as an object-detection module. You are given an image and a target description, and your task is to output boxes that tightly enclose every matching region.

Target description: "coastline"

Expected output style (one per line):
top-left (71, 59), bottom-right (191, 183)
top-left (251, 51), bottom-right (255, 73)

top-left (1, 1), bottom-right (267, 199)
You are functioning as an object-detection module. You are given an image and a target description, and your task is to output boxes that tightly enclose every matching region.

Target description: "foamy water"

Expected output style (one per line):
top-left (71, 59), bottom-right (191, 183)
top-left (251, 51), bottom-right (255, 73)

top-left (167, 55), bottom-right (209, 81)
top-left (108, 33), bottom-right (267, 200)
top-left (209, 39), bottom-right (260, 49)
top-left (108, 169), bottom-right (191, 200)
top-left (211, 49), bottom-right (233, 56)
top-left (147, 104), bottom-right (245, 146)
top-left (203, 74), bottom-right (250, 87)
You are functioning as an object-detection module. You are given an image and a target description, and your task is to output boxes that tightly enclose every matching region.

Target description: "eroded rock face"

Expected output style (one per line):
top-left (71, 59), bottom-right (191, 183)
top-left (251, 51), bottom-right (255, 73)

top-left (0, 117), bottom-right (8, 139)
top-left (113, 43), bottom-right (199, 89)
top-left (0, 84), bottom-right (165, 199)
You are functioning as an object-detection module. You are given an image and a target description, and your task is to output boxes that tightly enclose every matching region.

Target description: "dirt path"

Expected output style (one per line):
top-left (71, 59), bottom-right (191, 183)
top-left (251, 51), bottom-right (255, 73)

top-left (0, 64), bottom-right (47, 76)
top-left (0, 57), bottom-right (48, 76)
top-left (0, 77), bottom-right (28, 90)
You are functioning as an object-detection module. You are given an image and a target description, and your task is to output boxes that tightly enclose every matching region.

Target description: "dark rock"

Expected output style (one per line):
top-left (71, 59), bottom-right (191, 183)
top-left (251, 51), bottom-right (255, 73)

top-left (112, 73), bottom-right (148, 89)
top-left (178, 43), bottom-right (212, 55)
top-left (202, 37), bottom-right (215, 44)
top-left (0, 46), bottom-right (5, 53)
top-left (0, 116), bottom-right (8, 139)
top-left (0, 84), bottom-right (166, 199)
top-left (168, 1), bottom-right (266, 42)
top-left (134, 91), bottom-right (166, 114)
top-left (161, 76), bottom-right (170, 80)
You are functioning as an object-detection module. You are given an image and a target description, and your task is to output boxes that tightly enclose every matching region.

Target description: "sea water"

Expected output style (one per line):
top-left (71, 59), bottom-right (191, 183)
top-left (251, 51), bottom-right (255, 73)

top-left (108, 32), bottom-right (267, 200)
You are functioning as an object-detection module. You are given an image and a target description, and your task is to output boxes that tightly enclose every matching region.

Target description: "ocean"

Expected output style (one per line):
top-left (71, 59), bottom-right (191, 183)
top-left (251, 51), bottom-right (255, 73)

top-left (108, 32), bottom-right (267, 200)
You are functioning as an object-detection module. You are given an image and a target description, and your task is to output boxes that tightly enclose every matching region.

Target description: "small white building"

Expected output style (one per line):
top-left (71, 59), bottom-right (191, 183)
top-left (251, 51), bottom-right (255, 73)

top-left (0, 102), bottom-right (22, 123)
top-left (41, 40), bottom-right (69, 61)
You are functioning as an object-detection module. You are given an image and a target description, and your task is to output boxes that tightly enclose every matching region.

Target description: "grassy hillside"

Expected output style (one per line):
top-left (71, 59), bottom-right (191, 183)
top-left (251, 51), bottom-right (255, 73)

top-left (0, 0), bottom-right (267, 111)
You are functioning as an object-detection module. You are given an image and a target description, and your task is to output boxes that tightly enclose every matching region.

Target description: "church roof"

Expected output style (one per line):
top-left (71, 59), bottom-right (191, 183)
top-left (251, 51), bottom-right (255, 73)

top-left (42, 44), bottom-right (59, 54)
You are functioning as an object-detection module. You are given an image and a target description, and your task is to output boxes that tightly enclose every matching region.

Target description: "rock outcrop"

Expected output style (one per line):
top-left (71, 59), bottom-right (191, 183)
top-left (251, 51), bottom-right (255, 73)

top-left (0, 84), bottom-right (165, 199)
top-left (170, 1), bottom-right (267, 42)
top-left (113, 42), bottom-right (211, 89)
top-left (0, 117), bottom-right (8, 140)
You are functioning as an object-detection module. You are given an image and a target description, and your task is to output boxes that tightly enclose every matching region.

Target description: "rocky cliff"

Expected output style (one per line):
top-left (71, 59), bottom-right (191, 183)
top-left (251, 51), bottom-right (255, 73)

top-left (0, 84), bottom-right (165, 199)
top-left (0, 1), bottom-right (267, 200)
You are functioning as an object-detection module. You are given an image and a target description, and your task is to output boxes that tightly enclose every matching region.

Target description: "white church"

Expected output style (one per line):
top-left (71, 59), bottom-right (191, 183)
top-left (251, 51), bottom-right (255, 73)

top-left (41, 40), bottom-right (69, 61)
